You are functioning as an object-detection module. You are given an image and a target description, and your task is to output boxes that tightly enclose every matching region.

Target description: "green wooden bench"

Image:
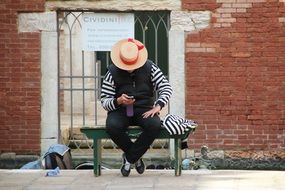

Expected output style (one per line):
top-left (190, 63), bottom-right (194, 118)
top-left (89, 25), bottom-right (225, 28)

top-left (80, 126), bottom-right (193, 177)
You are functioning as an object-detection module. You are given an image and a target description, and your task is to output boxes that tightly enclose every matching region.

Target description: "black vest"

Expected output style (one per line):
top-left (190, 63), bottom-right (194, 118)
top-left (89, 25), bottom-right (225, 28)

top-left (109, 60), bottom-right (154, 108)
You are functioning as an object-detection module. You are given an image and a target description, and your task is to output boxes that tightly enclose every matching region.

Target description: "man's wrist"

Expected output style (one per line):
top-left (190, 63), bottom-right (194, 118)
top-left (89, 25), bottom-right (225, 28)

top-left (155, 101), bottom-right (164, 110)
top-left (115, 98), bottom-right (122, 106)
top-left (155, 104), bottom-right (161, 111)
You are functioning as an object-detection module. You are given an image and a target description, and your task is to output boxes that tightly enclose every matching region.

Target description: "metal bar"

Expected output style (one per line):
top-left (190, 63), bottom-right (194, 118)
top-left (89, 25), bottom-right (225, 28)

top-left (98, 58), bottom-right (102, 125)
top-left (166, 13), bottom-right (171, 114)
top-left (56, 10), bottom-right (61, 144)
top-left (93, 139), bottom-right (101, 176)
top-left (174, 138), bottom-right (182, 176)
top-left (94, 52), bottom-right (98, 126)
top-left (60, 88), bottom-right (99, 91)
top-left (106, 51), bottom-right (110, 67)
top-left (56, 9), bottom-right (134, 13)
top-left (60, 76), bottom-right (99, 79)
top-left (69, 16), bottom-right (74, 138)
top-left (82, 50), bottom-right (86, 126)
top-left (155, 23), bottom-right (158, 65)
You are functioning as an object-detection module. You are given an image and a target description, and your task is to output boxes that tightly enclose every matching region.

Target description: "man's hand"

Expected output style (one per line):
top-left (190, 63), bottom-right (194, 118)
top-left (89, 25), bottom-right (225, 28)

top-left (142, 105), bottom-right (161, 118)
top-left (117, 94), bottom-right (135, 105)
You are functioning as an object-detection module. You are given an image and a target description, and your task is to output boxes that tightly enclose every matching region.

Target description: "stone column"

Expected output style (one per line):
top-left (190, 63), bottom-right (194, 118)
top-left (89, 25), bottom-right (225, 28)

top-left (19, 12), bottom-right (58, 156)
top-left (168, 10), bottom-right (211, 158)
top-left (41, 31), bottom-right (58, 155)
top-left (169, 30), bottom-right (186, 118)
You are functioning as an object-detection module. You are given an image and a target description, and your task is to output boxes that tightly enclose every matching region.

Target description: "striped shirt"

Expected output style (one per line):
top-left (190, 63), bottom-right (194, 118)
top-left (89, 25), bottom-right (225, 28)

top-left (162, 114), bottom-right (198, 135)
top-left (101, 62), bottom-right (172, 112)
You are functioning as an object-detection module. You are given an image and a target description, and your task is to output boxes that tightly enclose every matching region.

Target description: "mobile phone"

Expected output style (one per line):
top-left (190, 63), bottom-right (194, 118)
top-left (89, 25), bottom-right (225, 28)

top-left (126, 95), bottom-right (134, 99)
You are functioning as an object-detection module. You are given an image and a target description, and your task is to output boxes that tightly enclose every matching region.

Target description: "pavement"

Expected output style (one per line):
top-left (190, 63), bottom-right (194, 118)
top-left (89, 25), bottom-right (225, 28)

top-left (0, 169), bottom-right (284, 190)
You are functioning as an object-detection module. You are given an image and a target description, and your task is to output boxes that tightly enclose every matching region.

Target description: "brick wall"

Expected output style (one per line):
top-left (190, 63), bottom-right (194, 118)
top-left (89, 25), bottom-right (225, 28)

top-left (0, 0), bottom-right (45, 154)
top-left (1, 0), bottom-right (284, 155)
top-left (184, 0), bottom-right (285, 150)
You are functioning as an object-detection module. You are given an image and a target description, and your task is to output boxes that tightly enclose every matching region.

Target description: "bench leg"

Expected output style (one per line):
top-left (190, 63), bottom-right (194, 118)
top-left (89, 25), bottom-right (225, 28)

top-left (174, 138), bottom-right (182, 176)
top-left (93, 139), bottom-right (101, 177)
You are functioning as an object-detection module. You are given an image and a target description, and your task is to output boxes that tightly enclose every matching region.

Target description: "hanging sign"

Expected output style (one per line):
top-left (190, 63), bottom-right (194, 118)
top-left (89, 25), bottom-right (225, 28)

top-left (81, 13), bottom-right (134, 51)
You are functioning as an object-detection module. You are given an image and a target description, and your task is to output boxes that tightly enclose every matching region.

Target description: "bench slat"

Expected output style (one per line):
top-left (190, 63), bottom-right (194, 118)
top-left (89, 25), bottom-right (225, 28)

top-left (81, 127), bottom-right (191, 139)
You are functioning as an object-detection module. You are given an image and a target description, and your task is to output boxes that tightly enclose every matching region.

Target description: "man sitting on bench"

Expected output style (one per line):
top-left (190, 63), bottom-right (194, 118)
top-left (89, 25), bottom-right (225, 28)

top-left (100, 38), bottom-right (172, 177)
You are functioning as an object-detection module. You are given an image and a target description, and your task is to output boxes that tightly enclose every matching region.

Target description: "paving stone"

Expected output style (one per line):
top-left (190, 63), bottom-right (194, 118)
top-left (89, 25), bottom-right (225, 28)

top-left (0, 169), bottom-right (284, 190)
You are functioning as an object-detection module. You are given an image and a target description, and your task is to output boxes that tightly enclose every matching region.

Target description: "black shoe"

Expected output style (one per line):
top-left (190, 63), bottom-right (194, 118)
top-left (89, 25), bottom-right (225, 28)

top-left (135, 158), bottom-right (145, 174)
top-left (121, 153), bottom-right (131, 177)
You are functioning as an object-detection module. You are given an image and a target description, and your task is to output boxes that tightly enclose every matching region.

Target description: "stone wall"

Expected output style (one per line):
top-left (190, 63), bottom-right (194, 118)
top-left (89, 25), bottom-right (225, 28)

top-left (45, 0), bottom-right (180, 11)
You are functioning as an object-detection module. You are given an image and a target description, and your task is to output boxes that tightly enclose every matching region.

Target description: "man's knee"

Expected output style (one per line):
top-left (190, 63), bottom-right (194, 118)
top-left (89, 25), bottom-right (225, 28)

top-left (106, 117), bottom-right (126, 136)
top-left (106, 117), bottom-right (119, 135)
top-left (143, 117), bottom-right (161, 134)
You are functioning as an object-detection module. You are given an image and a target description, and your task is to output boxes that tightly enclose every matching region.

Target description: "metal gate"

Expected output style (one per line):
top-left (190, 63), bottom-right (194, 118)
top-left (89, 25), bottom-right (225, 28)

top-left (57, 10), bottom-right (170, 161)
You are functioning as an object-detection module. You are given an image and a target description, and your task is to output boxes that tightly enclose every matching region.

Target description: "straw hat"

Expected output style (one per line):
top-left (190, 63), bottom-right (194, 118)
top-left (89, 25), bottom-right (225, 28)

top-left (110, 38), bottom-right (148, 71)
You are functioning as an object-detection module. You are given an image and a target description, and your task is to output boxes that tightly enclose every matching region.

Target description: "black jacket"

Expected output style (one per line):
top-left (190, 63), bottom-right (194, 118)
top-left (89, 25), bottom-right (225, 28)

top-left (108, 60), bottom-right (154, 108)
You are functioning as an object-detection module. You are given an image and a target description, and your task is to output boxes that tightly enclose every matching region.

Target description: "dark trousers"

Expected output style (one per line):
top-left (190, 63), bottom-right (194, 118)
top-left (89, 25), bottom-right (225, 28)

top-left (106, 107), bottom-right (161, 163)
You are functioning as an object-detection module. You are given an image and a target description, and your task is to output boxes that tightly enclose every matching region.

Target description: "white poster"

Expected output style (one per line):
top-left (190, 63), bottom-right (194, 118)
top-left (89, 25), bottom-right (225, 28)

top-left (81, 13), bottom-right (134, 51)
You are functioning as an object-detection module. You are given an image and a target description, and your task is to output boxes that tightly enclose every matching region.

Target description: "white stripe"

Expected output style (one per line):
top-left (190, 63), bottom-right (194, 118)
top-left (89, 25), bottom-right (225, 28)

top-left (162, 114), bottom-right (198, 135)
top-left (165, 116), bottom-right (182, 135)
top-left (165, 120), bottom-right (177, 135)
